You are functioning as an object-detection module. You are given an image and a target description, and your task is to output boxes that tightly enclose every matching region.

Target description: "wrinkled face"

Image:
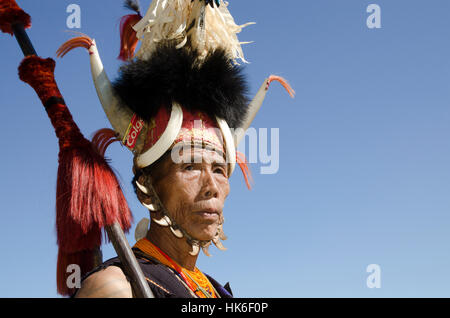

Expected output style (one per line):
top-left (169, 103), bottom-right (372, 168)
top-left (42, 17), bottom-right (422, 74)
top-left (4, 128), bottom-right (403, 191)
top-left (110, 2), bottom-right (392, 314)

top-left (151, 146), bottom-right (230, 241)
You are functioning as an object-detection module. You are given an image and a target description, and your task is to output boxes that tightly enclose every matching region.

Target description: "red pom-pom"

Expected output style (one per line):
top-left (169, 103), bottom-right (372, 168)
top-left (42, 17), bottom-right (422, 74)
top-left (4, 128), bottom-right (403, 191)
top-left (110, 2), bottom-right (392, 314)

top-left (0, 0), bottom-right (31, 35)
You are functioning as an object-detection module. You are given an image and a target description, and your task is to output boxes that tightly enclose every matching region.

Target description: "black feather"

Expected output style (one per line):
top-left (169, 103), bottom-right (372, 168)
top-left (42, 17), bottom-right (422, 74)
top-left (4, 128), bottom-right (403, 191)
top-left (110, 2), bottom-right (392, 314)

top-left (124, 0), bottom-right (141, 14)
top-left (113, 42), bottom-right (249, 129)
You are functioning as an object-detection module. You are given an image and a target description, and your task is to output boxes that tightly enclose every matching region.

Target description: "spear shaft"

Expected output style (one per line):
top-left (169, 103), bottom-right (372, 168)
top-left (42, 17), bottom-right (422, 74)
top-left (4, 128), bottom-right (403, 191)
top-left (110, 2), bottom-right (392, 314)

top-left (11, 22), bottom-right (36, 56)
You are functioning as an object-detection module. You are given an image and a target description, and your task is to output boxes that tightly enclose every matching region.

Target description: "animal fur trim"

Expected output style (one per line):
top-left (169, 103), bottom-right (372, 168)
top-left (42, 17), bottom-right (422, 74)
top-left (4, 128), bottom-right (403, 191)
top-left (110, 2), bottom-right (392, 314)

top-left (113, 42), bottom-right (249, 129)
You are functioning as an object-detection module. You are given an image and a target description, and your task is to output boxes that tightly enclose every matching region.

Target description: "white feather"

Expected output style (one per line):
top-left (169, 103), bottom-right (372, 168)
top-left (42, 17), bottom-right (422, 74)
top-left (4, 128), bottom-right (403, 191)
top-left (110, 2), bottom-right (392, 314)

top-left (133, 0), bottom-right (253, 64)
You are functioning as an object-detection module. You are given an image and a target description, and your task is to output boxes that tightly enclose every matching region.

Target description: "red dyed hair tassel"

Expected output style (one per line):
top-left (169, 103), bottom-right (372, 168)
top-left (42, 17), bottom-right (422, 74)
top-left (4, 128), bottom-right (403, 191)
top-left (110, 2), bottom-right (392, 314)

top-left (118, 13), bottom-right (141, 61)
top-left (18, 56), bottom-right (133, 296)
top-left (0, 0), bottom-right (31, 35)
top-left (236, 151), bottom-right (253, 190)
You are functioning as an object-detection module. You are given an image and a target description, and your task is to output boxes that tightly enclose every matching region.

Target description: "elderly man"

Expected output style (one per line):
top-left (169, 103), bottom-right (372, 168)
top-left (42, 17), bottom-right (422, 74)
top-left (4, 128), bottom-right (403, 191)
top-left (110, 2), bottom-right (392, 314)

top-left (53, 0), bottom-right (292, 298)
top-left (0, 0), bottom-right (293, 298)
top-left (64, 34), bottom-right (258, 297)
top-left (75, 141), bottom-right (232, 298)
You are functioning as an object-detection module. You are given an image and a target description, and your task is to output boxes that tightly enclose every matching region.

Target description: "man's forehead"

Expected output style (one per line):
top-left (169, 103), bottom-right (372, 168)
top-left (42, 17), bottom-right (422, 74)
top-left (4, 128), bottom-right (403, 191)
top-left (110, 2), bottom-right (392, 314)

top-left (171, 144), bottom-right (226, 164)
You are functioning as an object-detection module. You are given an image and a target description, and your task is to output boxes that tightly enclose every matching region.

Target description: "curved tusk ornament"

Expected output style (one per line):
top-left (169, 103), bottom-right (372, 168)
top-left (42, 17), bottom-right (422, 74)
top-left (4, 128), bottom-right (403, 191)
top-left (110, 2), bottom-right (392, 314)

top-left (189, 244), bottom-right (200, 256)
top-left (235, 76), bottom-right (295, 146)
top-left (162, 215), bottom-right (172, 226)
top-left (135, 103), bottom-right (183, 169)
top-left (89, 41), bottom-right (137, 141)
top-left (142, 202), bottom-right (159, 212)
top-left (152, 216), bottom-right (170, 227)
top-left (135, 180), bottom-right (149, 195)
top-left (170, 226), bottom-right (184, 239)
top-left (216, 116), bottom-right (236, 176)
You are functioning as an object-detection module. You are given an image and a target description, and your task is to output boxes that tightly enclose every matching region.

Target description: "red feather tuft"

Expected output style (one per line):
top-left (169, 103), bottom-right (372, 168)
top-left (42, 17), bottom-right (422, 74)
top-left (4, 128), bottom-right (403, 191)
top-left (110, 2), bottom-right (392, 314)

top-left (56, 34), bottom-right (94, 58)
top-left (118, 14), bottom-right (141, 61)
top-left (268, 75), bottom-right (296, 98)
top-left (91, 128), bottom-right (120, 157)
top-left (236, 151), bottom-right (253, 190)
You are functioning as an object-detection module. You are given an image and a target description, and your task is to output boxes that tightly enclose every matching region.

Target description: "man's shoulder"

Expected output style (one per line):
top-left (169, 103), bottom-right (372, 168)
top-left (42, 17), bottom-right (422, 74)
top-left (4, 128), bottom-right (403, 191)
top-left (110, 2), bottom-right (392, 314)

top-left (74, 265), bottom-right (133, 298)
top-left (74, 253), bottom-right (190, 298)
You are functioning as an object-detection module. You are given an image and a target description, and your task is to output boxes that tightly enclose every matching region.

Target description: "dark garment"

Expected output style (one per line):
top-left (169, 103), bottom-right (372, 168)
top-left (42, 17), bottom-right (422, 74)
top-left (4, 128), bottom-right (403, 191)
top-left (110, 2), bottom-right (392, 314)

top-left (75, 248), bottom-right (233, 298)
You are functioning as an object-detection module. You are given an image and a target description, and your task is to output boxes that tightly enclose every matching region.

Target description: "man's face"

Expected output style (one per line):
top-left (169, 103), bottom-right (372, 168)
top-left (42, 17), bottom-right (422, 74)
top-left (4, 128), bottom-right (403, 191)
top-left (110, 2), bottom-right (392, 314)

top-left (152, 146), bottom-right (230, 241)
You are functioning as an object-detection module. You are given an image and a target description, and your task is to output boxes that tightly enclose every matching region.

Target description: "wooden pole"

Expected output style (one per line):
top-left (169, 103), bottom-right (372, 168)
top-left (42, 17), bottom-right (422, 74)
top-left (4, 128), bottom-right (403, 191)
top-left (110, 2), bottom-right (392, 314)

top-left (105, 223), bottom-right (153, 298)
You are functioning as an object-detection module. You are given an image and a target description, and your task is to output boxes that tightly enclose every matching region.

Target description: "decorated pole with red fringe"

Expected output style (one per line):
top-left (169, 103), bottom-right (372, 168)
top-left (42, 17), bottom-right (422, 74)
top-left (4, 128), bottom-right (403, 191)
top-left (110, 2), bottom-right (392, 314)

top-left (0, 0), bottom-right (153, 298)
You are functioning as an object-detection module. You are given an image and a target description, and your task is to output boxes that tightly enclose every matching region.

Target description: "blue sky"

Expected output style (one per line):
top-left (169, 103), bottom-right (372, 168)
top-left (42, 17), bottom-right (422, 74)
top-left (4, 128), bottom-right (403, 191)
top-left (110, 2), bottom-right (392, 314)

top-left (1, 0), bottom-right (450, 297)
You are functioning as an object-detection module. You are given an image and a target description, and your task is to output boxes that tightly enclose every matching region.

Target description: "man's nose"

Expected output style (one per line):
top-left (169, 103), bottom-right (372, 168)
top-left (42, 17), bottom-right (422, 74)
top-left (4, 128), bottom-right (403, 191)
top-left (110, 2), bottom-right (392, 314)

top-left (201, 169), bottom-right (219, 199)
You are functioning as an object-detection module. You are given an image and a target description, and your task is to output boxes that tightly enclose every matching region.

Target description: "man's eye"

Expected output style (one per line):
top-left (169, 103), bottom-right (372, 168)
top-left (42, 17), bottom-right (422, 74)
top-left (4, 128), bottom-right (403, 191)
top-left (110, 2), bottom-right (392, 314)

top-left (214, 167), bottom-right (226, 175)
top-left (184, 165), bottom-right (194, 171)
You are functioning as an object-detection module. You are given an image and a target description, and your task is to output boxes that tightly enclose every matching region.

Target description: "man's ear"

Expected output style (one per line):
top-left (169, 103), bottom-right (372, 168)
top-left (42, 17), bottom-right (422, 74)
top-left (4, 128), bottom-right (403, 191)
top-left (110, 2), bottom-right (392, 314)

top-left (136, 174), bottom-right (152, 204)
top-left (136, 174), bottom-right (162, 212)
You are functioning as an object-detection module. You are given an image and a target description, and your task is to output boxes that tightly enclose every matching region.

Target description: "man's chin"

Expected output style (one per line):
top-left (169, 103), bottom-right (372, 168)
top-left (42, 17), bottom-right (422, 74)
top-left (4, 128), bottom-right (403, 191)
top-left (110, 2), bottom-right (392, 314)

top-left (188, 225), bottom-right (218, 242)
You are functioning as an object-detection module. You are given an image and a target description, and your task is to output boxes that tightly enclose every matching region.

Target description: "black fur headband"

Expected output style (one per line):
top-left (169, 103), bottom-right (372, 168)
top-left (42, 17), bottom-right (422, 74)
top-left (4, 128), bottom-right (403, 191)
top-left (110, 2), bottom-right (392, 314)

top-left (113, 42), bottom-right (249, 129)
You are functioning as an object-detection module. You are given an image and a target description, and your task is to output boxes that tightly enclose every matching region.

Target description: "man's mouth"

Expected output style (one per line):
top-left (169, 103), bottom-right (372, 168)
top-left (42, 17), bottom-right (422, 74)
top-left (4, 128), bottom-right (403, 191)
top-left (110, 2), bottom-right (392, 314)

top-left (194, 209), bottom-right (219, 220)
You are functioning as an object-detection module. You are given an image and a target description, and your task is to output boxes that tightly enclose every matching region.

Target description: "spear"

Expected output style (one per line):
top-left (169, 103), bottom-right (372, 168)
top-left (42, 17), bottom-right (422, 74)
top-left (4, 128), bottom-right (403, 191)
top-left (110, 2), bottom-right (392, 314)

top-left (0, 0), bottom-right (153, 298)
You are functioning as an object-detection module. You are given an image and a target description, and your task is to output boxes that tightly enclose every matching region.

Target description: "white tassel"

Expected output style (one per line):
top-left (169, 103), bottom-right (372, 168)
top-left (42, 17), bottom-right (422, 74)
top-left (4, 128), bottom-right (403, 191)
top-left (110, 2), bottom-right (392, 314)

top-left (218, 223), bottom-right (227, 241)
top-left (202, 245), bottom-right (211, 257)
top-left (219, 232), bottom-right (227, 241)
top-left (213, 237), bottom-right (227, 251)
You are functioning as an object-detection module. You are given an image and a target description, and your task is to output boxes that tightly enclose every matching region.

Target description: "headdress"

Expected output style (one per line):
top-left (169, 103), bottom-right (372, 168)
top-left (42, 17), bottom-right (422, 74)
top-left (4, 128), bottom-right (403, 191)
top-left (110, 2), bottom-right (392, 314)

top-left (56, 0), bottom-right (294, 293)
